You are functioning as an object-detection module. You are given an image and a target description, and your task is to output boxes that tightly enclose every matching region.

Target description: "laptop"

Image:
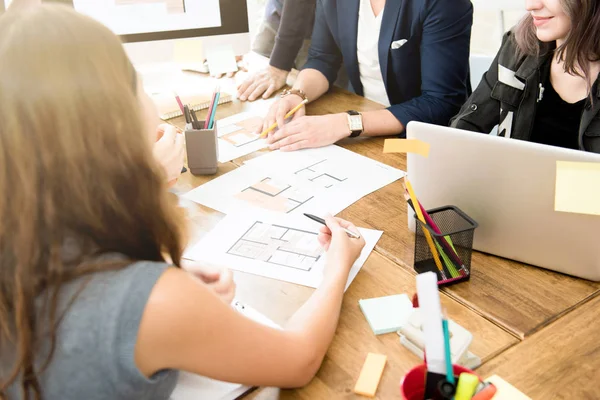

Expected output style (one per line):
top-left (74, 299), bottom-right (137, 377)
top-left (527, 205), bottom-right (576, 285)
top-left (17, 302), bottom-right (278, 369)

top-left (406, 121), bottom-right (600, 281)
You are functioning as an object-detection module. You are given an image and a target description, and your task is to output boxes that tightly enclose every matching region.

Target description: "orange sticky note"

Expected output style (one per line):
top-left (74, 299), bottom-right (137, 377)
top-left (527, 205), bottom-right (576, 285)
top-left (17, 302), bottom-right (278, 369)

top-left (383, 139), bottom-right (430, 157)
top-left (353, 353), bottom-right (387, 397)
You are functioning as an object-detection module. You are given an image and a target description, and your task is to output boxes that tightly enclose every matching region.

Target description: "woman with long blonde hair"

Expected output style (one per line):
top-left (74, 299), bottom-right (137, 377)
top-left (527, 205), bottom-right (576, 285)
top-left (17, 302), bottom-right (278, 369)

top-left (0, 5), bottom-right (365, 399)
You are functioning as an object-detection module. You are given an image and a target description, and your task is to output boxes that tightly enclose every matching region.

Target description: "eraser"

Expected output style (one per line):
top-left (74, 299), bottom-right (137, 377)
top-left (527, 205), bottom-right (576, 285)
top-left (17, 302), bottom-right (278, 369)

top-left (353, 353), bottom-right (387, 397)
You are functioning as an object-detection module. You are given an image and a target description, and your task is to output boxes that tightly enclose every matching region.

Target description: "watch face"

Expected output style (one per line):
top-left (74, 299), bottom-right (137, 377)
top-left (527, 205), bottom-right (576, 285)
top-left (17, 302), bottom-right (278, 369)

top-left (349, 115), bottom-right (363, 131)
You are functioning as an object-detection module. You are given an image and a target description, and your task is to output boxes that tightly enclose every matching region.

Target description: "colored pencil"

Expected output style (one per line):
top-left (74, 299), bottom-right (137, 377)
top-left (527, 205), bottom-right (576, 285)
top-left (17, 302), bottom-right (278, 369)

top-left (404, 178), bottom-right (446, 279)
top-left (208, 91), bottom-right (220, 129)
top-left (259, 99), bottom-right (308, 138)
top-left (173, 92), bottom-right (185, 115)
top-left (204, 85), bottom-right (219, 129)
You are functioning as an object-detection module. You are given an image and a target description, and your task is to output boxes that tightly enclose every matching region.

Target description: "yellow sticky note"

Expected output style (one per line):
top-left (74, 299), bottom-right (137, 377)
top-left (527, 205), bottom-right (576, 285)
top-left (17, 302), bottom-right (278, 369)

top-left (485, 375), bottom-right (532, 400)
top-left (353, 353), bottom-right (387, 397)
top-left (383, 139), bottom-right (430, 157)
top-left (173, 39), bottom-right (204, 65)
top-left (555, 161), bottom-right (600, 216)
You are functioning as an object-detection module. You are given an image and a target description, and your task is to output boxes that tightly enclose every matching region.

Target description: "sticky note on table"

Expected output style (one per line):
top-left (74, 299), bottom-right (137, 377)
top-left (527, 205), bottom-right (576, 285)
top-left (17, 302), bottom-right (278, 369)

top-left (206, 45), bottom-right (238, 77)
top-left (555, 161), bottom-right (600, 216)
top-left (353, 353), bottom-right (387, 397)
top-left (485, 375), bottom-right (531, 400)
top-left (359, 294), bottom-right (414, 335)
top-left (383, 139), bottom-right (430, 157)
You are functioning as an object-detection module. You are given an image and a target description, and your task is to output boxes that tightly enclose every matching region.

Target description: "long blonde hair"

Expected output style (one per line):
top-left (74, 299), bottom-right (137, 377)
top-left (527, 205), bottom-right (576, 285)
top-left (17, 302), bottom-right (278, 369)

top-left (0, 5), bottom-right (184, 398)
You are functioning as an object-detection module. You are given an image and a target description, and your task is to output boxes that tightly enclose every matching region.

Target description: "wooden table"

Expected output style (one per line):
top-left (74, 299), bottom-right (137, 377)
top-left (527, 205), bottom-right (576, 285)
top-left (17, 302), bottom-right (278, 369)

top-left (170, 75), bottom-right (600, 399)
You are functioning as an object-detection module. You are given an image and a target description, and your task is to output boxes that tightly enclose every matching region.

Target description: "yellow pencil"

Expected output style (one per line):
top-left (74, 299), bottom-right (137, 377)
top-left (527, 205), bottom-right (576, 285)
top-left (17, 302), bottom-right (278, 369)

top-left (259, 99), bottom-right (308, 138)
top-left (404, 178), bottom-right (445, 274)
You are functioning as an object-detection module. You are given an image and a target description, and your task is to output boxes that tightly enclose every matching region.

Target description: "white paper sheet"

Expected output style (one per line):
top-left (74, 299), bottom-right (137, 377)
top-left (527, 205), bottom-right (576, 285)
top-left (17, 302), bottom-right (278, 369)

top-left (184, 213), bottom-right (383, 290)
top-left (184, 144), bottom-right (405, 215)
top-left (169, 300), bottom-right (278, 400)
top-left (216, 112), bottom-right (268, 163)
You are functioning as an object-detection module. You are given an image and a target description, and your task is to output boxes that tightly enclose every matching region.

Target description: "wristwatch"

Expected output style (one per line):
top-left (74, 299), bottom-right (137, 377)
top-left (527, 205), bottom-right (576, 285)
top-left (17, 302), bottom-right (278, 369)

top-left (281, 88), bottom-right (308, 102)
top-left (346, 110), bottom-right (364, 138)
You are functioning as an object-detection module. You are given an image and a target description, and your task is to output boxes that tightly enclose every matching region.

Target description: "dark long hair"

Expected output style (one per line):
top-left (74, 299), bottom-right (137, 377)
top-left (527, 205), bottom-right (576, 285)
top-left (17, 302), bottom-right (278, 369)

top-left (0, 5), bottom-right (185, 399)
top-left (514, 0), bottom-right (600, 82)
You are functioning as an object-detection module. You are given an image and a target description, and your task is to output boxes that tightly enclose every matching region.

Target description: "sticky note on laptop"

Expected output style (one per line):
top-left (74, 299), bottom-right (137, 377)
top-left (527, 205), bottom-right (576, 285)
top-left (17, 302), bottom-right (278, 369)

top-left (353, 353), bottom-right (387, 397)
top-left (359, 294), bottom-right (414, 335)
top-left (485, 375), bottom-right (531, 400)
top-left (383, 139), bottom-right (430, 157)
top-left (173, 39), bottom-right (205, 71)
top-left (555, 161), bottom-right (600, 216)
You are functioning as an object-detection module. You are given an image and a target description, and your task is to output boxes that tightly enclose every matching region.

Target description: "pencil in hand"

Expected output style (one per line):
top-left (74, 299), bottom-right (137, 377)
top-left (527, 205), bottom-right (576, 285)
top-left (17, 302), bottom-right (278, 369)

top-left (259, 99), bottom-right (308, 138)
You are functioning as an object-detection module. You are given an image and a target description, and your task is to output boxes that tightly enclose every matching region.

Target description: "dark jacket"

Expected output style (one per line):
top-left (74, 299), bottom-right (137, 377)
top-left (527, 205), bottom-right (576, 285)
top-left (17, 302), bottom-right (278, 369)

top-left (451, 32), bottom-right (600, 153)
top-left (265, 0), bottom-right (316, 71)
top-left (303, 0), bottom-right (473, 130)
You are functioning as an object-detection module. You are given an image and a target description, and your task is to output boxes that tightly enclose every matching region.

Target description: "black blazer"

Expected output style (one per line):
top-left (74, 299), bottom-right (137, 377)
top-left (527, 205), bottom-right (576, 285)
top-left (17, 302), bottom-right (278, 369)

top-left (303, 0), bottom-right (473, 130)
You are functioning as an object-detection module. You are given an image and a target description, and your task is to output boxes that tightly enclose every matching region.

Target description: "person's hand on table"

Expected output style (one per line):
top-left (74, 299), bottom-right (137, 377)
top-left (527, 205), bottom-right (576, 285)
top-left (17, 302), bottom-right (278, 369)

top-left (259, 95), bottom-right (350, 151)
top-left (182, 261), bottom-right (237, 304)
top-left (153, 124), bottom-right (185, 186)
top-left (237, 65), bottom-right (288, 101)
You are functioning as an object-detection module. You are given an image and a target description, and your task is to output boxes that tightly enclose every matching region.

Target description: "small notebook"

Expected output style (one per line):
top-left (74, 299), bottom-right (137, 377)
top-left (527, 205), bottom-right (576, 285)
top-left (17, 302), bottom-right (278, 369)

top-left (151, 91), bottom-right (232, 120)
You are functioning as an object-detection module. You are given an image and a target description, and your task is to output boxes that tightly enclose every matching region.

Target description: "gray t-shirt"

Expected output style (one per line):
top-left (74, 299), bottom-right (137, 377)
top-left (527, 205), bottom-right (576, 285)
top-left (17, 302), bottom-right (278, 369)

top-left (2, 260), bottom-right (178, 400)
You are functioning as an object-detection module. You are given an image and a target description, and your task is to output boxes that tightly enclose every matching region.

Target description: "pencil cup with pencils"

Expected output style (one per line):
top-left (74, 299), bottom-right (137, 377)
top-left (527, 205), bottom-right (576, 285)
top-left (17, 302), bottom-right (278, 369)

top-left (185, 120), bottom-right (218, 175)
top-left (400, 364), bottom-right (482, 400)
top-left (413, 206), bottom-right (478, 287)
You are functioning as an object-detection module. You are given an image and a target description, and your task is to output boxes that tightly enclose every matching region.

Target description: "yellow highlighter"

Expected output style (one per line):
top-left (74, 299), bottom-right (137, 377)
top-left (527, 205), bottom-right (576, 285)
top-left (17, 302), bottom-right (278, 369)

top-left (455, 372), bottom-right (480, 400)
top-left (259, 99), bottom-right (308, 138)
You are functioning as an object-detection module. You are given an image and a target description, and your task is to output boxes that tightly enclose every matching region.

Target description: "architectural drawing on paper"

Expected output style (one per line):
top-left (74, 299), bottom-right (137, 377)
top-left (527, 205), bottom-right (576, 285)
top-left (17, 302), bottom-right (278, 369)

top-left (219, 117), bottom-right (263, 147)
top-left (294, 159), bottom-right (348, 188)
top-left (235, 177), bottom-right (314, 213)
top-left (226, 222), bottom-right (323, 271)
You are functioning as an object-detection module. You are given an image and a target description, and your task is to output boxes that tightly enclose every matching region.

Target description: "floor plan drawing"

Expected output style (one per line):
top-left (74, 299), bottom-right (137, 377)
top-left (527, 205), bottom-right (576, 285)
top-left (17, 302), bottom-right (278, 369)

top-left (219, 116), bottom-right (263, 148)
top-left (235, 177), bottom-right (314, 213)
top-left (294, 159), bottom-right (348, 188)
top-left (227, 222), bottom-right (323, 271)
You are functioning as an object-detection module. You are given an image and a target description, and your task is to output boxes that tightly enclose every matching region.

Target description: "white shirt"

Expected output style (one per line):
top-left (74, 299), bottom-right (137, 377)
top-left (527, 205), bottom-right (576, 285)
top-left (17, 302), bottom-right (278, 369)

top-left (357, 0), bottom-right (390, 107)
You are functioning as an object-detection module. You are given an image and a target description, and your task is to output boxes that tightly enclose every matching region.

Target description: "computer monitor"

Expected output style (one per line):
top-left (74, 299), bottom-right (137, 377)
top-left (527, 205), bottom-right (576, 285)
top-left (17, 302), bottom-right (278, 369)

top-left (1, 0), bottom-right (251, 65)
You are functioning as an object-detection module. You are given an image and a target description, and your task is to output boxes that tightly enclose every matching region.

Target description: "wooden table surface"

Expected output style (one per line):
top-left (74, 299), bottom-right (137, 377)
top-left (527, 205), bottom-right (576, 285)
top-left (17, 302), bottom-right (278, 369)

top-left (168, 74), bottom-right (600, 399)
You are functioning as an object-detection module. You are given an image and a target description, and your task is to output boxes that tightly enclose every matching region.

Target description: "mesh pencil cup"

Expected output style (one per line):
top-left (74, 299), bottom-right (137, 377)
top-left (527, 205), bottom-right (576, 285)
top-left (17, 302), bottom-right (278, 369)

top-left (413, 206), bottom-right (478, 287)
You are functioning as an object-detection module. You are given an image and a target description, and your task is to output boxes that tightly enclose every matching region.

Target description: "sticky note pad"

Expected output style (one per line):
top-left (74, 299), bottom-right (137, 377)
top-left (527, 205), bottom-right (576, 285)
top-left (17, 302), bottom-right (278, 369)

top-left (206, 45), bottom-right (238, 77)
top-left (555, 161), bottom-right (600, 216)
top-left (353, 353), bottom-right (387, 397)
top-left (383, 139), bottom-right (430, 157)
top-left (359, 294), bottom-right (414, 335)
top-left (173, 39), bottom-right (204, 65)
top-left (485, 375), bottom-right (531, 400)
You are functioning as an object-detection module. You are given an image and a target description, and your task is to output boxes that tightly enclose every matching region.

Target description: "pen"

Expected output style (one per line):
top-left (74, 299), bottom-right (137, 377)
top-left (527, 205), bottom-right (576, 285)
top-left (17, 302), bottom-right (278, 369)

top-left (190, 108), bottom-right (199, 129)
top-left (173, 92), bottom-right (185, 115)
top-left (259, 99), bottom-right (308, 138)
top-left (183, 104), bottom-right (191, 124)
top-left (303, 213), bottom-right (361, 239)
top-left (442, 315), bottom-right (454, 384)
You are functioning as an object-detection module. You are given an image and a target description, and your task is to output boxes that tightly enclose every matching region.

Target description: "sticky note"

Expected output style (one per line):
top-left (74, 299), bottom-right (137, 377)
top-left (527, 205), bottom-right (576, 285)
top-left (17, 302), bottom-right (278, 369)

top-left (205, 45), bottom-right (238, 77)
top-left (555, 161), bottom-right (600, 216)
top-left (485, 375), bottom-right (531, 400)
top-left (173, 39), bottom-right (204, 65)
top-left (383, 139), bottom-right (430, 157)
top-left (353, 353), bottom-right (387, 397)
top-left (358, 294), bottom-right (414, 335)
